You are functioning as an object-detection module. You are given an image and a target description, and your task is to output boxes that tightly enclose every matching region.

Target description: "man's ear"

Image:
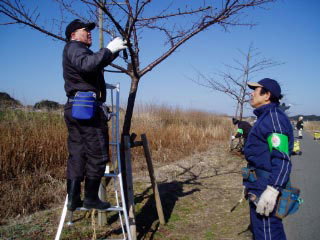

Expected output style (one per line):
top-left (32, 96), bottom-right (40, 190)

top-left (264, 91), bottom-right (271, 102)
top-left (71, 32), bottom-right (76, 40)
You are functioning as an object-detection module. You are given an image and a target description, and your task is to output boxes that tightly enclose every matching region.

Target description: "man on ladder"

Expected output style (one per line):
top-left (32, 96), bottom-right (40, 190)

top-left (63, 19), bottom-right (127, 211)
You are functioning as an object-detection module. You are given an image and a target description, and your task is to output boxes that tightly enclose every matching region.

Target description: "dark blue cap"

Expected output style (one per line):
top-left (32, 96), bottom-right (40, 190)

top-left (65, 19), bottom-right (95, 41)
top-left (248, 78), bottom-right (281, 99)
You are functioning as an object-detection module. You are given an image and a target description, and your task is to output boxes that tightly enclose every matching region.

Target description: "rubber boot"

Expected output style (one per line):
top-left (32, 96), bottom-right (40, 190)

top-left (67, 179), bottom-right (83, 211)
top-left (83, 178), bottom-right (111, 210)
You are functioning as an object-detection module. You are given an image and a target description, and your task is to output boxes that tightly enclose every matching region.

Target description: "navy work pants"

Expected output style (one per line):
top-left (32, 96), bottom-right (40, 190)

top-left (64, 102), bottom-right (109, 181)
top-left (249, 193), bottom-right (286, 240)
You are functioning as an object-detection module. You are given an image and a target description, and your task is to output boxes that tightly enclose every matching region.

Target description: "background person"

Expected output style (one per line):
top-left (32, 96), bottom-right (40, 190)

top-left (63, 19), bottom-right (127, 211)
top-left (231, 117), bottom-right (252, 149)
top-left (296, 116), bottom-right (304, 139)
top-left (243, 78), bottom-right (294, 240)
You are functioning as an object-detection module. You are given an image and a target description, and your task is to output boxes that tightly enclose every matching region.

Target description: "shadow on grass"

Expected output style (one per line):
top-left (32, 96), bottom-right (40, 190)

top-left (135, 179), bottom-right (200, 239)
top-left (101, 164), bottom-right (240, 239)
top-left (134, 164), bottom-right (240, 240)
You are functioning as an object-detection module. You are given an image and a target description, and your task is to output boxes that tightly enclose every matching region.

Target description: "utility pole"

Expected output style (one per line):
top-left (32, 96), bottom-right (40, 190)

top-left (98, 0), bottom-right (107, 226)
top-left (99, 0), bottom-right (104, 49)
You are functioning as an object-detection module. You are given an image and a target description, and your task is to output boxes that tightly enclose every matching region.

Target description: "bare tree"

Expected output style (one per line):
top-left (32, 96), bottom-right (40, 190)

top-left (0, 0), bottom-right (278, 194)
top-left (193, 43), bottom-right (283, 119)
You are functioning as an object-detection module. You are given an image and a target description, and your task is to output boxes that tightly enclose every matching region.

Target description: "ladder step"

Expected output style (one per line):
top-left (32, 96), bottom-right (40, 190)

top-left (75, 206), bottom-right (124, 212)
top-left (104, 239), bottom-right (126, 240)
top-left (109, 142), bottom-right (119, 146)
top-left (104, 173), bottom-right (119, 177)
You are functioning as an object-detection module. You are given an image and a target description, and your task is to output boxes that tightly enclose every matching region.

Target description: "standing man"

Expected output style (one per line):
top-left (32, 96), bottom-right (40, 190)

top-left (63, 19), bottom-right (127, 211)
top-left (243, 78), bottom-right (294, 239)
top-left (296, 116), bottom-right (304, 139)
top-left (231, 117), bottom-right (252, 150)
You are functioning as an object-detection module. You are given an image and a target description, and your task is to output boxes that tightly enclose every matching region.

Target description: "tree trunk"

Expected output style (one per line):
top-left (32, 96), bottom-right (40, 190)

top-left (239, 101), bottom-right (244, 120)
top-left (120, 76), bottom-right (140, 206)
top-left (239, 51), bottom-right (250, 120)
top-left (122, 76), bottom-right (139, 136)
top-left (234, 101), bottom-right (240, 119)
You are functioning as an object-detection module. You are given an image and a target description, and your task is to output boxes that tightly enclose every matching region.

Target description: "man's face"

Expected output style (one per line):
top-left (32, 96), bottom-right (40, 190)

top-left (71, 28), bottom-right (92, 47)
top-left (250, 87), bottom-right (271, 108)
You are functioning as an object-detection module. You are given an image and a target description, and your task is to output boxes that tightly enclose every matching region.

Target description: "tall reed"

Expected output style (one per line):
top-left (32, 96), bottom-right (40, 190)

top-left (0, 105), bottom-right (233, 221)
top-left (129, 104), bottom-right (232, 170)
top-left (0, 109), bottom-right (67, 181)
top-left (304, 121), bottom-right (320, 132)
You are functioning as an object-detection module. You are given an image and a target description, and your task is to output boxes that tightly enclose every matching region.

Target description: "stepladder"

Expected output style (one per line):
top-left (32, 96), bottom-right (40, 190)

top-left (55, 83), bottom-right (132, 240)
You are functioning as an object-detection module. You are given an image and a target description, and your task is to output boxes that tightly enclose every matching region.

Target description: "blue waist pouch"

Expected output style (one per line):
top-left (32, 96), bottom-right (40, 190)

top-left (72, 91), bottom-right (97, 120)
top-left (242, 167), bottom-right (257, 183)
top-left (275, 183), bottom-right (303, 219)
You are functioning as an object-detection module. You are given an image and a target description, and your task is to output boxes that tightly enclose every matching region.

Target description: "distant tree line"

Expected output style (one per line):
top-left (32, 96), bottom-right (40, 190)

top-left (0, 92), bottom-right (63, 110)
top-left (33, 100), bottom-right (63, 110)
top-left (290, 115), bottom-right (320, 121)
top-left (0, 92), bottom-right (22, 107)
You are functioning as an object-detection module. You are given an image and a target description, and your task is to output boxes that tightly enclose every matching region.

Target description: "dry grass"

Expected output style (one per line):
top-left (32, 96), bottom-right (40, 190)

top-left (304, 121), bottom-right (320, 133)
top-left (0, 109), bottom-right (67, 181)
top-left (0, 109), bottom-right (67, 223)
top-left (129, 104), bottom-right (232, 170)
top-left (0, 105), bottom-right (233, 223)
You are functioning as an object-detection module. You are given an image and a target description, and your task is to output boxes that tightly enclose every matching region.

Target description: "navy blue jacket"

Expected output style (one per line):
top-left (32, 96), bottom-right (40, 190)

top-left (243, 103), bottom-right (294, 191)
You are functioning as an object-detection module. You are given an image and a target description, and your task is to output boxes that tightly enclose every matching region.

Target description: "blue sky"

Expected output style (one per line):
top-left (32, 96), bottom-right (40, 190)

top-left (1, 0), bottom-right (319, 117)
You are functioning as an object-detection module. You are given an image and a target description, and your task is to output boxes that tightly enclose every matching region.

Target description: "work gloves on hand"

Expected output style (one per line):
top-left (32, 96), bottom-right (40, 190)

top-left (231, 136), bottom-right (235, 140)
top-left (106, 37), bottom-right (127, 54)
top-left (256, 185), bottom-right (279, 216)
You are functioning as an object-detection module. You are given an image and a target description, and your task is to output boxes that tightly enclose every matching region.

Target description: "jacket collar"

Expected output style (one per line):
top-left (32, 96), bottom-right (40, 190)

top-left (253, 102), bottom-right (279, 118)
top-left (69, 40), bottom-right (90, 48)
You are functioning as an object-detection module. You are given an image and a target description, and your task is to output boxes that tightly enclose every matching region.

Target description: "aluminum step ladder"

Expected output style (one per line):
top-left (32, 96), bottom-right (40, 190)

top-left (55, 83), bottom-right (132, 240)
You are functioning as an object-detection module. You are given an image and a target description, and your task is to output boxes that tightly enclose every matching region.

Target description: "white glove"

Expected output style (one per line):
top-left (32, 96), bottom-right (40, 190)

top-left (106, 37), bottom-right (127, 54)
top-left (256, 185), bottom-right (279, 216)
top-left (231, 136), bottom-right (235, 140)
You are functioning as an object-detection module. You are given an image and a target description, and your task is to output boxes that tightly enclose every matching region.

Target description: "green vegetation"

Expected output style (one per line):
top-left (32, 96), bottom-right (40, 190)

top-left (34, 100), bottom-right (63, 110)
top-left (0, 92), bottom-right (22, 107)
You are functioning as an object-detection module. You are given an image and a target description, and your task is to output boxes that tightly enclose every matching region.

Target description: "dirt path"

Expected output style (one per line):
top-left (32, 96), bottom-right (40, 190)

top-left (133, 144), bottom-right (252, 240)
top-left (0, 144), bottom-right (253, 240)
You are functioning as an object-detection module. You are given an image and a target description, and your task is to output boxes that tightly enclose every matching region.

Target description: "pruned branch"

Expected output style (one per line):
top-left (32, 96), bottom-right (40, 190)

top-left (0, 0), bottom-right (66, 41)
top-left (0, 0), bottom-right (278, 133)
top-left (139, 0), bottom-right (275, 77)
top-left (193, 43), bottom-right (283, 118)
top-left (137, 6), bottom-right (211, 22)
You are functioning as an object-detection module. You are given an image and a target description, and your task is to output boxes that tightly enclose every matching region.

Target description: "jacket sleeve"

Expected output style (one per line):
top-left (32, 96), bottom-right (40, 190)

top-left (234, 132), bottom-right (242, 138)
top-left (67, 43), bottom-right (114, 73)
top-left (269, 137), bottom-right (292, 190)
top-left (264, 113), bottom-right (292, 190)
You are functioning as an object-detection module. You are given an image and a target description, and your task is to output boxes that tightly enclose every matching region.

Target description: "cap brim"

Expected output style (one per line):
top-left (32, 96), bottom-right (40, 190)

top-left (247, 82), bottom-right (263, 90)
top-left (85, 22), bottom-right (96, 31)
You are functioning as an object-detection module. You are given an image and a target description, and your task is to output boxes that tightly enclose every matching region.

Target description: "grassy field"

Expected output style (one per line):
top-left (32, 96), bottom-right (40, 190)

top-left (304, 120), bottom-right (320, 133)
top-left (0, 105), bottom-right (233, 223)
top-left (2, 106), bottom-right (318, 239)
top-left (1, 105), bottom-right (248, 240)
